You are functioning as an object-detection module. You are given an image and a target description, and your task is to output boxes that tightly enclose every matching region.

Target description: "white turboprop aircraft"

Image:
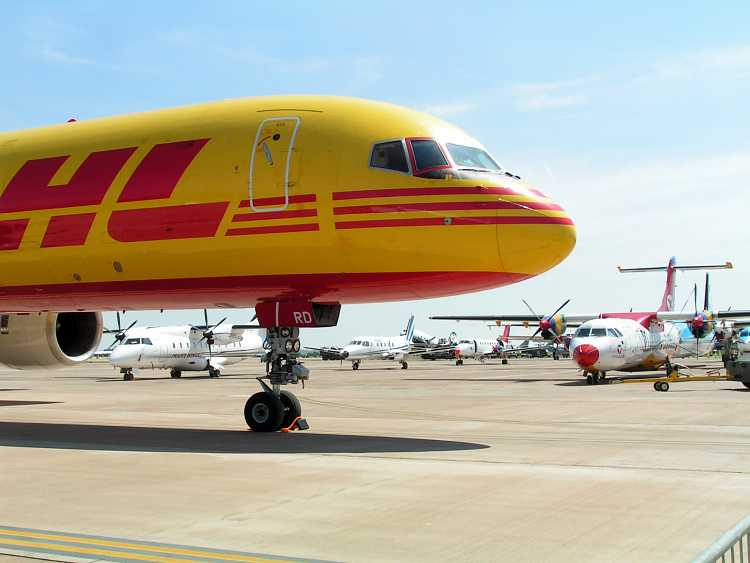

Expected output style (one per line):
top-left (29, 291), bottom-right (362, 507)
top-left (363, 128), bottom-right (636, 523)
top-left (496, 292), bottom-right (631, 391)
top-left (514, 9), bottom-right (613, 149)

top-left (107, 314), bottom-right (265, 380)
top-left (338, 315), bottom-right (423, 370)
top-left (433, 257), bottom-right (750, 384)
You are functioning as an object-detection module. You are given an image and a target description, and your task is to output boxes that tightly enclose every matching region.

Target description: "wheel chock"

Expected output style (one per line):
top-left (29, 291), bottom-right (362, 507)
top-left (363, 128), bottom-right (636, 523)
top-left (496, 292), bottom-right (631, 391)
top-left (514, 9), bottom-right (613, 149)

top-left (281, 417), bottom-right (309, 432)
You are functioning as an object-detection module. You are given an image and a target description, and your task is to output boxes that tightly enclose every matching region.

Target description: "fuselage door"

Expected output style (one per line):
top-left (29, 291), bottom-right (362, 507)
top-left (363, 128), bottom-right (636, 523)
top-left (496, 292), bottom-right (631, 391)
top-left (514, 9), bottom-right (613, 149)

top-left (248, 117), bottom-right (301, 211)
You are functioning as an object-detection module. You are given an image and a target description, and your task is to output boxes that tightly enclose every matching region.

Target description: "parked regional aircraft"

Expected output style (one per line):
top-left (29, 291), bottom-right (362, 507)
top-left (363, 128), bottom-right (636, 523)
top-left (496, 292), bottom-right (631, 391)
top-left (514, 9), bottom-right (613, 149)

top-left (108, 322), bottom-right (265, 380)
top-left (433, 258), bottom-right (750, 384)
top-left (339, 315), bottom-right (418, 370)
top-left (0, 95), bottom-right (575, 431)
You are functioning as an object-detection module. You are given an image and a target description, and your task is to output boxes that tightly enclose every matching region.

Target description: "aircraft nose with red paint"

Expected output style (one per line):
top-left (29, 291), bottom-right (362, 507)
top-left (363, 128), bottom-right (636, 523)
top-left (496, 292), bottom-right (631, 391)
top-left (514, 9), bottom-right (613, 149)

top-left (573, 344), bottom-right (600, 369)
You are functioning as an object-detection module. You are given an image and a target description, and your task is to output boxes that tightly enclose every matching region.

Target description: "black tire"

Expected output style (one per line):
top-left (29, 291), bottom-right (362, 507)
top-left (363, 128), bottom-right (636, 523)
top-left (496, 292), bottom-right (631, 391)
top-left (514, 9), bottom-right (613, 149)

top-left (244, 392), bottom-right (284, 432)
top-left (352, 362), bottom-right (359, 371)
top-left (586, 374), bottom-right (593, 385)
top-left (456, 359), bottom-right (463, 366)
top-left (279, 390), bottom-right (302, 428)
top-left (123, 371), bottom-right (134, 381)
top-left (653, 382), bottom-right (660, 391)
top-left (401, 361), bottom-right (408, 370)
top-left (501, 358), bottom-right (508, 365)
top-left (170, 369), bottom-right (181, 379)
top-left (661, 382), bottom-right (670, 392)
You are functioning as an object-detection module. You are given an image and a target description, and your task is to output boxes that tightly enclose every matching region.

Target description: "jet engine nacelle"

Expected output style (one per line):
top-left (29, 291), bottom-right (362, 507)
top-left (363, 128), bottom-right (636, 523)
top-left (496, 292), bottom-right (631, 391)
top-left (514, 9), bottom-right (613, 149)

top-left (0, 312), bottom-right (103, 369)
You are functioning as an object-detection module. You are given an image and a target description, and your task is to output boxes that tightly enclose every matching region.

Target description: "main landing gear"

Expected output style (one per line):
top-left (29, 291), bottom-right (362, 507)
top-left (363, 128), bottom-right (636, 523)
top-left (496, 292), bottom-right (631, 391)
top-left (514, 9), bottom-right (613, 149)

top-left (170, 369), bottom-right (182, 379)
top-left (352, 361), bottom-right (360, 371)
top-left (244, 326), bottom-right (309, 432)
top-left (208, 366), bottom-right (221, 378)
top-left (400, 361), bottom-right (408, 370)
top-left (586, 372), bottom-right (606, 385)
top-left (121, 368), bottom-right (134, 381)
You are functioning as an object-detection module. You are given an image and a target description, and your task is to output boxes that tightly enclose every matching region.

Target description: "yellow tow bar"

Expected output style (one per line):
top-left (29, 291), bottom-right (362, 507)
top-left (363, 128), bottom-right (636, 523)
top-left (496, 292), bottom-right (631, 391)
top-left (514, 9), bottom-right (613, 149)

top-left (616, 368), bottom-right (731, 392)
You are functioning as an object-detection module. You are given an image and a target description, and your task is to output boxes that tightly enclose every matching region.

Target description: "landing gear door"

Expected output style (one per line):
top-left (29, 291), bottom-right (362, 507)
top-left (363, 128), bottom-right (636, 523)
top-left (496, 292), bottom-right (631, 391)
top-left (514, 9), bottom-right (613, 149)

top-left (248, 117), bottom-right (301, 211)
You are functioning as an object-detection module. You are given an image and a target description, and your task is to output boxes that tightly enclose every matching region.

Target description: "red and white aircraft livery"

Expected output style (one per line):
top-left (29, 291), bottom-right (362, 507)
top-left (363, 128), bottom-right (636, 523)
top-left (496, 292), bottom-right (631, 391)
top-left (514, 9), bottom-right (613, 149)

top-left (432, 257), bottom-right (750, 384)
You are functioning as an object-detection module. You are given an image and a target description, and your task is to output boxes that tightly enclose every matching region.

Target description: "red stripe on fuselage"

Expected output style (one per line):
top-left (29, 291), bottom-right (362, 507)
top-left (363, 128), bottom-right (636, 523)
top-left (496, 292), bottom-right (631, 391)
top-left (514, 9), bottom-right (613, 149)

top-left (333, 201), bottom-right (563, 215)
top-left (335, 216), bottom-right (574, 229)
top-left (0, 271), bottom-right (531, 311)
top-left (118, 139), bottom-right (209, 202)
top-left (232, 209), bottom-right (317, 222)
top-left (332, 186), bottom-right (527, 201)
top-left (0, 219), bottom-right (29, 251)
top-left (239, 194), bottom-right (317, 207)
top-left (108, 203), bottom-right (228, 242)
top-left (41, 213), bottom-right (96, 248)
top-left (226, 223), bottom-right (319, 236)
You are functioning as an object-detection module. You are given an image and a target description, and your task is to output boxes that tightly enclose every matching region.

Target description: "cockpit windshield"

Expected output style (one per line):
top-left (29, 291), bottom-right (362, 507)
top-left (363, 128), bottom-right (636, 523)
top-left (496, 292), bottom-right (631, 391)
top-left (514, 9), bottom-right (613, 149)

top-left (123, 338), bottom-right (141, 345)
top-left (446, 143), bottom-right (501, 172)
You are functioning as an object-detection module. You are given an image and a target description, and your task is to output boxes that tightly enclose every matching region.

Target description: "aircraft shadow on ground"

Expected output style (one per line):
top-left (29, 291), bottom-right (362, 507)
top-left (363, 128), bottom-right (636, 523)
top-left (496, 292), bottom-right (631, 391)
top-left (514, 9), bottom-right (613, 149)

top-left (0, 400), bottom-right (61, 407)
top-left (94, 373), bottom-right (255, 383)
top-left (0, 422), bottom-right (489, 454)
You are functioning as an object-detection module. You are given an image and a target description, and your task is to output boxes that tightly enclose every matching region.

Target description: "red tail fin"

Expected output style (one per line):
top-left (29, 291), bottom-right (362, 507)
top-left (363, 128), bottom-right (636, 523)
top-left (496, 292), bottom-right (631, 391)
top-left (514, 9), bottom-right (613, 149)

top-left (658, 257), bottom-right (677, 312)
top-left (501, 324), bottom-right (510, 343)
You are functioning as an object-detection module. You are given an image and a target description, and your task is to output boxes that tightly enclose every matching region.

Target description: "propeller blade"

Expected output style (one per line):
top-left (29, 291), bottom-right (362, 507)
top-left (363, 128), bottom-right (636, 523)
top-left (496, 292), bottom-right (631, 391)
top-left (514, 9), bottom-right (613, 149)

top-left (549, 298), bottom-right (571, 319)
top-left (521, 299), bottom-right (542, 321)
top-left (116, 312), bottom-right (122, 332)
top-left (204, 308), bottom-right (209, 328)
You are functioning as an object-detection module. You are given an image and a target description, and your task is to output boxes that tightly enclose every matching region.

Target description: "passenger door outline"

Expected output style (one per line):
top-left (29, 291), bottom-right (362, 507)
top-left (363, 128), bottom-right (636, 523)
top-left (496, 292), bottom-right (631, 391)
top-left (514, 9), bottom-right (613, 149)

top-left (248, 117), bottom-right (301, 212)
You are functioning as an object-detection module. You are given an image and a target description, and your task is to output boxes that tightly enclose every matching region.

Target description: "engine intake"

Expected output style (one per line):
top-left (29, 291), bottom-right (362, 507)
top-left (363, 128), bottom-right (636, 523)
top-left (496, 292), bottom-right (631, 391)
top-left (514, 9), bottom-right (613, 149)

top-left (0, 312), bottom-right (102, 369)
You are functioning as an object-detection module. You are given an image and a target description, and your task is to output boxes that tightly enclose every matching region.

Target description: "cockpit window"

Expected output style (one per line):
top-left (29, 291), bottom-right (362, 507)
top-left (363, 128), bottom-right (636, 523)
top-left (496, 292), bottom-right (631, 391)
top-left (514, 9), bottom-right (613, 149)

top-left (575, 327), bottom-right (590, 338)
top-left (591, 328), bottom-right (607, 337)
top-left (409, 139), bottom-right (449, 172)
top-left (446, 143), bottom-right (501, 171)
top-left (370, 141), bottom-right (409, 173)
top-left (607, 329), bottom-right (618, 337)
top-left (142, 338), bottom-right (153, 345)
top-left (123, 338), bottom-right (140, 345)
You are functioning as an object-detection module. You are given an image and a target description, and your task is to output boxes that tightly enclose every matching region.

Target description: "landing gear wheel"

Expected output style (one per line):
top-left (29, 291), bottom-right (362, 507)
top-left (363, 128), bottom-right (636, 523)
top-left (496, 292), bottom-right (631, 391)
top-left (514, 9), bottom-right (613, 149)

top-left (401, 361), bottom-right (408, 370)
top-left (592, 373), bottom-right (600, 385)
top-left (170, 369), bottom-right (182, 379)
top-left (586, 374), bottom-right (593, 385)
top-left (653, 382), bottom-right (660, 391)
top-left (659, 381), bottom-right (670, 392)
top-left (123, 370), bottom-right (134, 381)
top-left (352, 361), bottom-right (360, 371)
top-left (208, 367), bottom-right (220, 378)
top-left (279, 390), bottom-right (302, 428)
top-left (501, 358), bottom-right (508, 365)
top-left (244, 392), bottom-right (284, 432)
top-left (456, 359), bottom-right (464, 366)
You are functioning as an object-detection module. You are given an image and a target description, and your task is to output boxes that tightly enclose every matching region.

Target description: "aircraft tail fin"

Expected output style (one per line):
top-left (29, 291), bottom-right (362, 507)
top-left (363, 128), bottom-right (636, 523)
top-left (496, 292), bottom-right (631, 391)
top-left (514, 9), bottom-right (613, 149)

top-left (404, 315), bottom-right (415, 343)
top-left (501, 324), bottom-right (511, 344)
top-left (618, 257), bottom-right (732, 312)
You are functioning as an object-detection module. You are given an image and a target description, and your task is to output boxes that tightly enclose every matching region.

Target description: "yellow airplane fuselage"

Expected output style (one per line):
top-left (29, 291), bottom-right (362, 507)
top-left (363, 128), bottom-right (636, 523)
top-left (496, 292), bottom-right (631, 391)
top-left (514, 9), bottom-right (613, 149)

top-left (0, 96), bottom-right (575, 311)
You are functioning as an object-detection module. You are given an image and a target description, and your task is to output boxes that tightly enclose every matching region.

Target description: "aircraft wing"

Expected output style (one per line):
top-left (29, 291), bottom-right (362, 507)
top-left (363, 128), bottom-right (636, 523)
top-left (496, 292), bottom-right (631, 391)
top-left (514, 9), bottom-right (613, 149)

top-left (657, 311), bottom-right (750, 321)
top-left (431, 314), bottom-right (594, 323)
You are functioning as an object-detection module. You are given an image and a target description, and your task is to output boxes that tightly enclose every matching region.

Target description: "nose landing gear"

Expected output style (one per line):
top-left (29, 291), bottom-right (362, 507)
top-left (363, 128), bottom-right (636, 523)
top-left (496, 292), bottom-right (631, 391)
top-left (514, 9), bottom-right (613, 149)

top-left (585, 371), bottom-right (606, 385)
top-left (244, 326), bottom-right (309, 432)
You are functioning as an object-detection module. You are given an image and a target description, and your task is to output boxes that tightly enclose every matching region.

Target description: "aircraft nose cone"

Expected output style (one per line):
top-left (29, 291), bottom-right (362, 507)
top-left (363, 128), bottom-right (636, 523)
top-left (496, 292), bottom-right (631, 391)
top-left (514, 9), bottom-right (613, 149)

top-left (495, 189), bottom-right (576, 279)
top-left (573, 344), bottom-right (599, 368)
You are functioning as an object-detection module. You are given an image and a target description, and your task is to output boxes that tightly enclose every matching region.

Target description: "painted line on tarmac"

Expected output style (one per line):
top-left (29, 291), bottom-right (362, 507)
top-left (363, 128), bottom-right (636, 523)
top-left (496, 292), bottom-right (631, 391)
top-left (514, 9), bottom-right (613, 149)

top-left (0, 526), bottom-right (333, 563)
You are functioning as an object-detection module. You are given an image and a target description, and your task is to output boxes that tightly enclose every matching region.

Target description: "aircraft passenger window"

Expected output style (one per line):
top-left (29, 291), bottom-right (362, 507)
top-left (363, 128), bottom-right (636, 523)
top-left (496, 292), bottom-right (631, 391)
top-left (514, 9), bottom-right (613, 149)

top-left (575, 328), bottom-right (590, 338)
top-left (410, 139), bottom-right (448, 171)
top-left (591, 328), bottom-right (607, 337)
top-left (446, 143), bottom-right (501, 171)
top-left (370, 141), bottom-right (409, 173)
top-left (172, 343), bottom-right (175, 348)
top-left (607, 329), bottom-right (618, 337)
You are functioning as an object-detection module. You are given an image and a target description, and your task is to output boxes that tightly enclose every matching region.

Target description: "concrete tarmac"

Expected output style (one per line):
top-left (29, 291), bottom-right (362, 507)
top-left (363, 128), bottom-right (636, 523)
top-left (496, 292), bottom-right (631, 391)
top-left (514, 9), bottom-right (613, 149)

top-left (1, 357), bottom-right (749, 562)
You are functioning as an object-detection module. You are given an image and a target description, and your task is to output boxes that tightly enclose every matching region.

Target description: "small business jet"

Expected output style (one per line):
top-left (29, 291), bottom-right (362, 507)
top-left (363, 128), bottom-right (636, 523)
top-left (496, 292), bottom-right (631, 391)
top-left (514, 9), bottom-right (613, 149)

top-left (338, 316), bottom-right (452, 370)
top-left (433, 257), bottom-right (750, 383)
top-left (108, 315), bottom-right (264, 380)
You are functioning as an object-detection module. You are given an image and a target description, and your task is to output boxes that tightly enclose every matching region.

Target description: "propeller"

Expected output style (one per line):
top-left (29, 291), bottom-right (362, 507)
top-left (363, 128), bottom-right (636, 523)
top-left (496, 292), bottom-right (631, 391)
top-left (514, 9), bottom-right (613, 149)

top-left (199, 309), bottom-right (227, 359)
top-left (104, 312), bottom-right (137, 350)
top-left (522, 298), bottom-right (571, 341)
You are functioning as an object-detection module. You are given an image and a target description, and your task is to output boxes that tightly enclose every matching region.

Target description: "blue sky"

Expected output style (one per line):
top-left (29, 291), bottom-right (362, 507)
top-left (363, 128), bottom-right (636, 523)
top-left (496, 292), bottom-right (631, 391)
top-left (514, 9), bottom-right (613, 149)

top-left (2, 1), bottom-right (749, 345)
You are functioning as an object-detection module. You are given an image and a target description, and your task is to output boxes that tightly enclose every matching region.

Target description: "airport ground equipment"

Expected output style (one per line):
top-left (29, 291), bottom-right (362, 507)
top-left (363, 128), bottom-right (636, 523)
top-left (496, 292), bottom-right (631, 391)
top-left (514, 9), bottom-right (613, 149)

top-left (615, 362), bottom-right (730, 392)
top-left (692, 512), bottom-right (750, 562)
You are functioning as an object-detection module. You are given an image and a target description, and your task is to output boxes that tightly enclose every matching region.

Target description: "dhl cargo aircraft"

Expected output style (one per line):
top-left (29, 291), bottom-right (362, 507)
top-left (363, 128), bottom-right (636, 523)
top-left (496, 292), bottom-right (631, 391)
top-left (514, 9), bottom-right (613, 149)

top-left (0, 95), bottom-right (575, 430)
